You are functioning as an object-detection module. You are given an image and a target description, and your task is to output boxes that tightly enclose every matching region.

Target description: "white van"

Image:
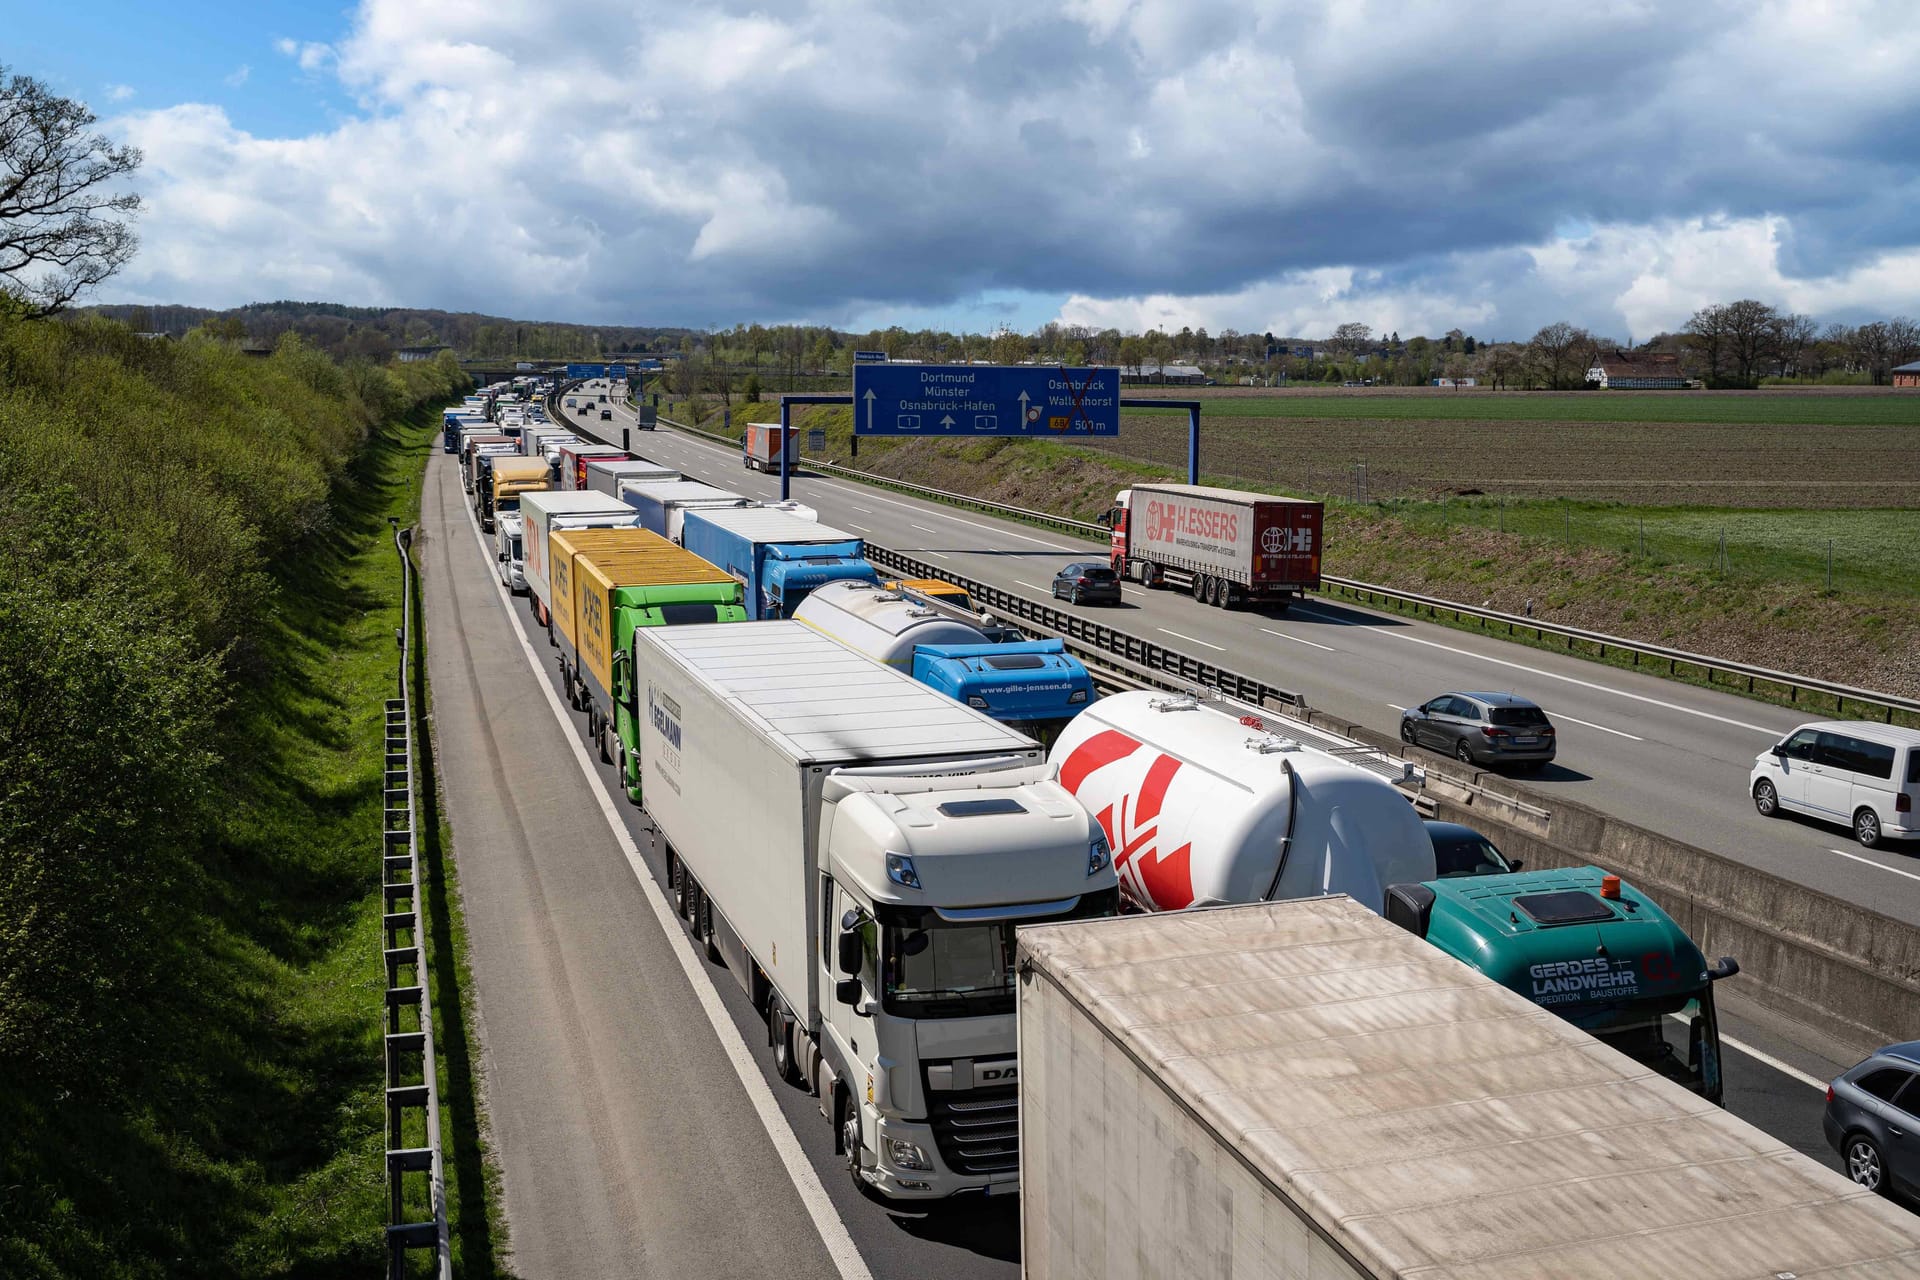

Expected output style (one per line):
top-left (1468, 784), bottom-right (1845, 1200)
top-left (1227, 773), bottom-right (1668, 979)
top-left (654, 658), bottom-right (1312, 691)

top-left (1750, 721), bottom-right (1920, 847)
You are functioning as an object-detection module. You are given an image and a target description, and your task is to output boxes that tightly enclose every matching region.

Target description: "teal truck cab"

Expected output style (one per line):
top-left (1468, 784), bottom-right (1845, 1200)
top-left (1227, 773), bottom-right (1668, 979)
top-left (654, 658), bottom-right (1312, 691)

top-left (1386, 866), bottom-right (1740, 1103)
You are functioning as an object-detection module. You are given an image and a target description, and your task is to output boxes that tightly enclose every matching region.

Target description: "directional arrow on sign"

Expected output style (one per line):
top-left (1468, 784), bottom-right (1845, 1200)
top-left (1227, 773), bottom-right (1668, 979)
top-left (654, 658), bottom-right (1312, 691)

top-left (939, 414), bottom-right (956, 429)
top-left (1017, 390), bottom-right (1030, 426)
top-left (863, 388), bottom-right (876, 433)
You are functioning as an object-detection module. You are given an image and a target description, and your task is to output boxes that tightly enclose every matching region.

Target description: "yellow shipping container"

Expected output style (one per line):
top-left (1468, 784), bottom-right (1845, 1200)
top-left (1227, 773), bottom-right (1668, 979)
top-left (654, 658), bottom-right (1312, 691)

top-left (573, 538), bottom-right (738, 702)
top-left (550, 528), bottom-right (668, 651)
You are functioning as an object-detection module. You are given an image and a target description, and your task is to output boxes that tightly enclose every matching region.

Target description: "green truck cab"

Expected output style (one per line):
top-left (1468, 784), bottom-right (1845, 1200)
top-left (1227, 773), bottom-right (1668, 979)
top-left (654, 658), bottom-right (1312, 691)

top-left (1387, 865), bottom-right (1740, 1104)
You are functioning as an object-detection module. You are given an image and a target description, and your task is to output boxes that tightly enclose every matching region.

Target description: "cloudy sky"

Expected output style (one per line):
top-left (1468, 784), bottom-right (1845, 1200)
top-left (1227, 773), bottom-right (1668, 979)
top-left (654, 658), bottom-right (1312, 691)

top-left (17, 0), bottom-right (1920, 340)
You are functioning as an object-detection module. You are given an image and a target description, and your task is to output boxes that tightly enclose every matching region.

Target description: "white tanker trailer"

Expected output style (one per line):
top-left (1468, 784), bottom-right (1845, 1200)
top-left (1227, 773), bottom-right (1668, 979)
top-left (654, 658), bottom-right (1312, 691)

top-left (791, 578), bottom-right (998, 668)
top-left (1047, 690), bottom-right (1434, 913)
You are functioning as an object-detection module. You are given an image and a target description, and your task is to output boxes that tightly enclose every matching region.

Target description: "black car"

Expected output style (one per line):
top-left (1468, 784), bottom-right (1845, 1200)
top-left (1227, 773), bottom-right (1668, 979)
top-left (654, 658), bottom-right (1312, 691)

top-left (1423, 820), bottom-right (1521, 878)
top-left (1825, 1041), bottom-right (1920, 1197)
top-left (1400, 691), bottom-right (1556, 769)
top-left (1051, 562), bottom-right (1122, 605)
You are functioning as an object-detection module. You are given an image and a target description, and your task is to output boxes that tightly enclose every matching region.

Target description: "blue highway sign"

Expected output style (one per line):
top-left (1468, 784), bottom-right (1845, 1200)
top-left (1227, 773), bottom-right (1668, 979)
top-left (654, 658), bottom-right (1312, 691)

top-left (852, 364), bottom-right (1121, 437)
top-left (566, 362), bottom-right (607, 379)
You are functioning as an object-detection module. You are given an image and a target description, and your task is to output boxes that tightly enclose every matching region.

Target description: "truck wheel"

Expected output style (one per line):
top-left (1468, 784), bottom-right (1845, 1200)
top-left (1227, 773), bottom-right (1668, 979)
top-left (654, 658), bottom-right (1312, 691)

top-left (768, 996), bottom-right (802, 1085)
top-left (837, 1087), bottom-right (864, 1179)
top-left (1191, 574), bottom-right (1207, 601)
top-left (598, 721), bottom-right (613, 765)
top-left (669, 854), bottom-right (690, 920)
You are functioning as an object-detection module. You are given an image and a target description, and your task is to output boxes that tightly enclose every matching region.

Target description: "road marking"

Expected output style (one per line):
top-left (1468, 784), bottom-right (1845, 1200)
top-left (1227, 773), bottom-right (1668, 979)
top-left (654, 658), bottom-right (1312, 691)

top-left (925, 552), bottom-right (951, 561)
top-left (1378, 630), bottom-right (1779, 734)
top-left (1829, 847), bottom-right (1920, 885)
top-left (910, 523), bottom-right (940, 533)
top-left (1259, 626), bottom-right (1336, 652)
top-left (1158, 628), bottom-right (1226, 652)
top-left (1388, 703), bottom-right (1406, 711)
top-left (457, 482), bottom-right (873, 1280)
top-left (1547, 711), bottom-right (1643, 741)
top-left (848, 504), bottom-right (873, 513)
top-left (1015, 580), bottom-right (1045, 591)
top-left (848, 524), bottom-right (870, 532)
top-left (1670, 1017), bottom-right (1827, 1092)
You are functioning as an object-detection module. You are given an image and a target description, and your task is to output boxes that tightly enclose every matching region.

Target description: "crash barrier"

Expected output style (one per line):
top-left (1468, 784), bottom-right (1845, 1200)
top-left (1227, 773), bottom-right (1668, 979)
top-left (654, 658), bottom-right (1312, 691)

top-left (382, 524), bottom-right (450, 1280)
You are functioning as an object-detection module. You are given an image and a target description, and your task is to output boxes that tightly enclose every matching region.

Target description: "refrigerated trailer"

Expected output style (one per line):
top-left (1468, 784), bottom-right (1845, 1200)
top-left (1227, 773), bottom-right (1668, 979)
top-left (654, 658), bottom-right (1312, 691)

top-left (634, 622), bottom-right (1119, 1202)
top-left (618, 478), bottom-right (752, 544)
top-left (1105, 483), bottom-right (1322, 610)
top-left (679, 506), bottom-right (874, 618)
top-left (584, 458), bottom-right (677, 499)
top-left (1018, 897), bottom-right (1920, 1280)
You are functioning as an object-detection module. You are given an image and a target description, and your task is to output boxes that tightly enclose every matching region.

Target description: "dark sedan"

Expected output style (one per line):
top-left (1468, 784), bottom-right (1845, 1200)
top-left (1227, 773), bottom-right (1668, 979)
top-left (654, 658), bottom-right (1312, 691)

top-left (1051, 562), bottom-right (1122, 605)
top-left (1400, 691), bottom-right (1556, 769)
top-left (1825, 1041), bottom-right (1920, 1197)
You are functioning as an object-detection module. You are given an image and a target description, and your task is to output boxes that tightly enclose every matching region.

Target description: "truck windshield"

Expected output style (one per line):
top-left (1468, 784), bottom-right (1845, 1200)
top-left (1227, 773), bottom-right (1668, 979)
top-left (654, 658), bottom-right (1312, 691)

top-left (880, 889), bottom-right (1118, 1019)
top-left (1576, 989), bottom-right (1722, 1103)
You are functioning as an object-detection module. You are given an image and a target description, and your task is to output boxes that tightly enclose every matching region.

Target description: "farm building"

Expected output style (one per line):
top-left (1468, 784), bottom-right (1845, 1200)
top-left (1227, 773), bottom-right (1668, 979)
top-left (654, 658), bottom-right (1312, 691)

top-left (1894, 360), bottom-right (1920, 387)
top-left (1587, 351), bottom-right (1686, 389)
top-left (1121, 362), bottom-right (1207, 385)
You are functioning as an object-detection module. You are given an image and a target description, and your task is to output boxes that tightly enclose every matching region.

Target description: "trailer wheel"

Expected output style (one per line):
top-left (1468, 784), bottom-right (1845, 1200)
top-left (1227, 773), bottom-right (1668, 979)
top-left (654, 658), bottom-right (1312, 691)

top-left (598, 720), bottom-right (613, 765)
top-left (1191, 574), bottom-right (1207, 601)
top-left (768, 996), bottom-right (802, 1086)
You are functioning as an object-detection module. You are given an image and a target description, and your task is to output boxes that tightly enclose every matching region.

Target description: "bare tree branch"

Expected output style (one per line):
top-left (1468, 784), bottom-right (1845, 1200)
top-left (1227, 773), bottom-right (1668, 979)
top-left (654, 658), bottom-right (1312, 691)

top-left (0, 66), bottom-right (142, 318)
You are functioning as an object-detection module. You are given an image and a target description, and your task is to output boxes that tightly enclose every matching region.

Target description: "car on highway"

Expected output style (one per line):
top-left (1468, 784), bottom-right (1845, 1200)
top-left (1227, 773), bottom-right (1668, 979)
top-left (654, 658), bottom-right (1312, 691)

top-left (600, 409), bottom-right (612, 420)
top-left (1050, 562), bottom-right (1122, 606)
top-left (1423, 819), bottom-right (1521, 878)
top-left (1824, 1041), bottom-right (1920, 1197)
top-left (1400, 692), bottom-right (1557, 770)
top-left (1750, 721), bottom-right (1920, 848)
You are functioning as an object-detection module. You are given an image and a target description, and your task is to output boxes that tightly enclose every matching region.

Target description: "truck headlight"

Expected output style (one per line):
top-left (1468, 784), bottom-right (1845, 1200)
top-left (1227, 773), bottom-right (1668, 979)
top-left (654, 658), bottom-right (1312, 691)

top-left (886, 853), bottom-right (922, 890)
top-left (888, 1139), bottom-right (932, 1171)
top-left (1088, 832), bottom-right (1111, 877)
top-left (1068, 690), bottom-right (1088, 704)
top-left (966, 696), bottom-right (989, 709)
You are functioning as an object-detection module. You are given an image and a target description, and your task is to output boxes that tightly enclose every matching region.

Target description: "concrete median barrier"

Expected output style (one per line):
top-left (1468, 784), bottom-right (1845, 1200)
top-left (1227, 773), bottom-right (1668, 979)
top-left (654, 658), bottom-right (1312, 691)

top-left (1289, 703), bottom-right (1920, 1055)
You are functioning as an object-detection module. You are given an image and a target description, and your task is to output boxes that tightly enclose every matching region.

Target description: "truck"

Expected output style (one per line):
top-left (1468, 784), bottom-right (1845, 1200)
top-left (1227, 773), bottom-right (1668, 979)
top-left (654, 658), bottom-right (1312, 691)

top-left (443, 408), bottom-right (485, 453)
top-left (583, 458), bottom-right (678, 499)
top-left (1050, 690), bottom-right (1739, 1104)
top-left (679, 506), bottom-right (875, 619)
top-left (556, 441), bottom-right (629, 491)
top-left (793, 580), bottom-right (1093, 745)
top-left (460, 434), bottom-right (518, 495)
top-left (1018, 897), bottom-right (1920, 1280)
top-left (562, 532), bottom-right (748, 801)
top-left (493, 511), bottom-right (526, 592)
top-left (618, 478), bottom-right (750, 544)
top-left (1103, 483), bottom-right (1322, 611)
top-left (742, 421), bottom-right (796, 472)
top-left (482, 455), bottom-right (550, 533)
top-left (633, 621), bottom-right (1120, 1202)
top-left (519, 491), bottom-right (643, 627)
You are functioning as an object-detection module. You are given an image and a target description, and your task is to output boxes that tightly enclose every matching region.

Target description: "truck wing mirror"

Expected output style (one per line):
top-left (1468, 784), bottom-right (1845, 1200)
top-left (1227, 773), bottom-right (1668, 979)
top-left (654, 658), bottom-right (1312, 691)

top-left (1708, 956), bottom-right (1740, 982)
top-left (833, 977), bottom-right (863, 1008)
top-left (836, 929), bottom-right (864, 977)
top-left (497, 552), bottom-right (508, 562)
top-left (1505, 858), bottom-right (1524, 873)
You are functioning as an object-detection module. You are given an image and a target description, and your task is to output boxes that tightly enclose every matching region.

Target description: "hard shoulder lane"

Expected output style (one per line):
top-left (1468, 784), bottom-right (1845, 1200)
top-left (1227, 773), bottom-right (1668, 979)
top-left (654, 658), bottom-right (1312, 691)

top-left (599, 409), bottom-right (1920, 922)
top-left (421, 451), bottom-right (850, 1280)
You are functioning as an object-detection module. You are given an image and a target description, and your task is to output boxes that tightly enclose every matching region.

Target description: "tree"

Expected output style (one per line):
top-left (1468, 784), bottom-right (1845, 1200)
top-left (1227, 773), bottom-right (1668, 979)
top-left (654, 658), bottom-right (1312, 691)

top-left (1525, 321), bottom-right (1594, 389)
top-left (1717, 298), bottom-right (1781, 388)
top-left (0, 67), bottom-right (143, 317)
top-left (1774, 312), bottom-right (1817, 378)
top-left (1330, 321), bottom-right (1372, 357)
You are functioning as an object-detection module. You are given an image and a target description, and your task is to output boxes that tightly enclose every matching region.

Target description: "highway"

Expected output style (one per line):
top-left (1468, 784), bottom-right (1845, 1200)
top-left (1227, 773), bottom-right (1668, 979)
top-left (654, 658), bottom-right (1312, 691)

top-left (581, 389), bottom-right (1920, 926)
top-left (421, 398), bottom-right (1907, 1277)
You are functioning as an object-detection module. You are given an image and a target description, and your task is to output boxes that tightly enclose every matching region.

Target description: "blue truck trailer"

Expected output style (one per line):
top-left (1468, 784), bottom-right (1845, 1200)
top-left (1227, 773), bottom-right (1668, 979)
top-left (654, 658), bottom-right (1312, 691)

top-left (680, 506), bottom-right (876, 619)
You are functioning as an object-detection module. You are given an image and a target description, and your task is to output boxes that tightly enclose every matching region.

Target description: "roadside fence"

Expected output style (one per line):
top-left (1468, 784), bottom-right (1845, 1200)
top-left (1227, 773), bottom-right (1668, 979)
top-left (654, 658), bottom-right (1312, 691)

top-left (382, 522), bottom-right (450, 1280)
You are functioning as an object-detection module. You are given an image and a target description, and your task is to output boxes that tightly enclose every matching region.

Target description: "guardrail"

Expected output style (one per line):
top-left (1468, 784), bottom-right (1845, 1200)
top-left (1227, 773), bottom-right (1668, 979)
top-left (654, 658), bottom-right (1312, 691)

top-left (652, 414), bottom-right (1919, 723)
top-left (382, 524), bottom-right (450, 1280)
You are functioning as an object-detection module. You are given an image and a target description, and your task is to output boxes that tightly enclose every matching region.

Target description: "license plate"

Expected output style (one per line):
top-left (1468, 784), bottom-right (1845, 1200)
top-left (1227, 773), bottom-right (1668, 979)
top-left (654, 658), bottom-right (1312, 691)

top-left (1514, 736), bottom-right (1538, 745)
top-left (986, 1180), bottom-right (1019, 1197)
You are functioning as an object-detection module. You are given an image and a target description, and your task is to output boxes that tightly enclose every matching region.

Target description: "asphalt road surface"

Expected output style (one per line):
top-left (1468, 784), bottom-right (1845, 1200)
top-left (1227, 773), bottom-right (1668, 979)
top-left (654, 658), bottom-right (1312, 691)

top-left (422, 409), bottom-right (1908, 1277)
top-left (583, 395), bottom-right (1920, 926)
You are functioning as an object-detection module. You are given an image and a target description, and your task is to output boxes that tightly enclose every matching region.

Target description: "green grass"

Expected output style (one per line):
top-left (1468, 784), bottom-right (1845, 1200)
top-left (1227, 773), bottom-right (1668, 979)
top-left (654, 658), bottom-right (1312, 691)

top-left (0, 406), bottom-right (506, 1278)
top-left (1376, 500), bottom-right (1920, 599)
top-left (1117, 389), bottom-right (1920, 424)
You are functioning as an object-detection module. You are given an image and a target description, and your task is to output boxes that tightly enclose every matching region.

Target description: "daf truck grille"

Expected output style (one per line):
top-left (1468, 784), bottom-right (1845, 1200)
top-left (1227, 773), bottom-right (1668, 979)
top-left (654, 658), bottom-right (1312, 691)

top-left (926, 1084), bottom-right (1019, 1176)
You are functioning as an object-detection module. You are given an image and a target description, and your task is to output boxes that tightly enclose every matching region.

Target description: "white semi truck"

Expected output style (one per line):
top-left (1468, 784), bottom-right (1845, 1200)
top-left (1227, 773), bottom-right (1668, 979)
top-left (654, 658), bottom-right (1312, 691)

top-left (519, 490), bottom-right (642, 628)
top-left (634, 621), bottom-right (1120, 1202)
top-left (1018, 896), bottom-right (1920, 1280)
top-left (1103, 483), bottom-right (1323, 610)
top-left (1048, 689), bottom-right (1433, 913)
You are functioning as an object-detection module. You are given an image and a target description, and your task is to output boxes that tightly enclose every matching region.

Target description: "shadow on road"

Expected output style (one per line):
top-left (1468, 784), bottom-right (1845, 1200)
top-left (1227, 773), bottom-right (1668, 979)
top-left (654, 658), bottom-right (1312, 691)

top-left (888, 1199), bottom-right (1021, 1262)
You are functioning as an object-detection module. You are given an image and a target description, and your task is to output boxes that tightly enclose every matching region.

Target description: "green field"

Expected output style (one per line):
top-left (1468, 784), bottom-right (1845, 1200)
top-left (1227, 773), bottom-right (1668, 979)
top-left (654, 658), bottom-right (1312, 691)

top-left (1120, 387), bottom-right (1920, 425)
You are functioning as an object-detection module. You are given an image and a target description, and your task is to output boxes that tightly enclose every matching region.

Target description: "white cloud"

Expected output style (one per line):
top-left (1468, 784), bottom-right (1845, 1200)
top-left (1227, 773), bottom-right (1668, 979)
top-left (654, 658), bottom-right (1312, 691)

top-left (106, 84), bottom-right (135, 102)
top-left (101, 0), bottom-right (1920, 334)
top-left (224, 65), bottom-right (250, 88)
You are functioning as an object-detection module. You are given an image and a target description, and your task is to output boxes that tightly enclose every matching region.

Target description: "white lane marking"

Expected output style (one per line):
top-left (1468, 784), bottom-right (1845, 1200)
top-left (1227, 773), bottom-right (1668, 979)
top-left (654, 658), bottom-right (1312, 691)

top-left (1548, 710), bottom-right (1643, 741)
top-left (1829, 847), bottom-right (1920, 885)
top-left (848, 524), bottom-right (871, 533)
top-left (1378, 630), bottom-right (1778, 735)
top-left (925, 552), bottom-right (951, 561)
top-left (910, 523), bottom-right (940, 533)
top-left (1388, 703), bottom-right (1406, 711)
top-left (1668, 1017), bottom-right (1827, 1092)
top-left (1158, 627), bottom-right (1226, 652)
top-left (1015, 580), bottom-right (1045, 591)
top-left (848, 504), bottom-right (874, 514)
top-left (1259, 626), bottom-right (1336, 653)
top-left (458, 487), bottom-right (873, 1280)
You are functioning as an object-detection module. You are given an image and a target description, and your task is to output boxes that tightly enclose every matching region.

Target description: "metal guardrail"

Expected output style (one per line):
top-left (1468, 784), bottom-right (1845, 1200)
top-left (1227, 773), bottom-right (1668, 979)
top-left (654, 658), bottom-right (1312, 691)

top-left (652, 415), bottom-right (1918, 723)
top-left (383, 524), bottom-right (450, 1280)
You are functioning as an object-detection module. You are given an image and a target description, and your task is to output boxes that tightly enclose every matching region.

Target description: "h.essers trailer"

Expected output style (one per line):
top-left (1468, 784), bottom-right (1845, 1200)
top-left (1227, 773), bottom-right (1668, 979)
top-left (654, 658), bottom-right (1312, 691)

top-left (1018, 896), bottom-right (1920, 1280)
top-left (1105, 483), bottom-right (1322, 610)
top-left (635, 621), bottom-right (1119, 1202)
